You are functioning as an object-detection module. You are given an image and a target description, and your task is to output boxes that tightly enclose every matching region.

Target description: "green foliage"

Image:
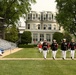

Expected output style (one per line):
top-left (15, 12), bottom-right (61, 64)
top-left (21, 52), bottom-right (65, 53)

top-left (63, 32), bottom-right (72, 42)
top-left (21, 31), bottom-right (32, 44)
top-left (5, 25), bottom-right (19, 42)
top-left (0, 0), bottom-right (36, 26)
top-left (53, 32), bottom-right (64, 44)
top-left (53, 32), bottom-right (72, 44)
top-left (56, 0), bottom-right (76, 36)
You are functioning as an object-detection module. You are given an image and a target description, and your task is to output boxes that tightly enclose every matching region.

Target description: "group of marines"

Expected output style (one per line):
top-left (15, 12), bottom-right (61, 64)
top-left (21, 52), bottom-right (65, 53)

top-left (37, 39), bottom-right (76, 60)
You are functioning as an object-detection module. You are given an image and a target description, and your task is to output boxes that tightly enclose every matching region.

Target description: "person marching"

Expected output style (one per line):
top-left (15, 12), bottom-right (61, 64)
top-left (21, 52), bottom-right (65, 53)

top-left (42, 39), bottom-right (48, 59)
top-left (51, 39), bottom-right (58, 60)
top-left (61, 39), bottom-right (68, 60)
top-left (37, 42), bottom-right (42, 53)
top-left (69, 39), bottom-right (76, 60)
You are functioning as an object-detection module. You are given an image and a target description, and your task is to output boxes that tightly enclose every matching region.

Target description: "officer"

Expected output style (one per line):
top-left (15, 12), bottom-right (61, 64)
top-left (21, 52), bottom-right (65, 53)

top-left (51, 39), bottom-right (58, 60)
top-left (42, 39), bottom-right (48, 59)
top-left (69, 39), bottom-right (76, 60)
top-left (61, 39), bottom-right (68, 60)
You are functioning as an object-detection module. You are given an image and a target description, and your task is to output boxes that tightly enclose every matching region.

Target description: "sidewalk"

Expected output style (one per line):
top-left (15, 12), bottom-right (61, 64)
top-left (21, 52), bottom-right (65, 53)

top-left (0, 48), bottom-right (23, 58)
top-left (0, 58), bottom-right (76, 60)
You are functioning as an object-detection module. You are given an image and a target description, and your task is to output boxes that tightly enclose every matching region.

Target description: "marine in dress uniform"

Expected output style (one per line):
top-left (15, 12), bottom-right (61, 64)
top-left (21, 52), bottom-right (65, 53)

top-left (69, 39), bottom-right (76, 60)
top-left (61, 39), bottom-right (68, 60)
top-left (42, 40), bottom-right (48, 59)
top-left (51, 40), bottom-right (58, 60)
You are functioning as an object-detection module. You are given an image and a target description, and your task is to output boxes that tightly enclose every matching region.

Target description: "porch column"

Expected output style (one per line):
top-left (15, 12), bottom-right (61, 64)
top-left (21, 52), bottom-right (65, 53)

top-left (38, 33), bottom-right (40, 42)
top-left (51, 33), bottom-right (53, 43)
top-left (44, 33), bottom-right (46, 40)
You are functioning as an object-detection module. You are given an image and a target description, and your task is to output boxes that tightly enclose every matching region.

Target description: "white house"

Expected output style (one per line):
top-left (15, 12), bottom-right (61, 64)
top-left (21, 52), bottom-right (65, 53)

top-left (25, 11), bottom-right (61, 44)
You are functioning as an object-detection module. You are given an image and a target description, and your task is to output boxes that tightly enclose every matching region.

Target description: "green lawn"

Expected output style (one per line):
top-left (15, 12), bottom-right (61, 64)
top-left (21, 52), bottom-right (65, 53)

top-left (1, 48), bottom-right (76, 75)
top-left (4, 48), bottom-right (76, 58)
top-left (0, 60), bottom-right (76, 75)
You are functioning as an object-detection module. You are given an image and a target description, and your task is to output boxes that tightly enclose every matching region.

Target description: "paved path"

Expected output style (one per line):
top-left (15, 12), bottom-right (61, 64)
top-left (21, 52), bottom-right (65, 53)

top-left (0, 48), bottom-right (23, 58)
top-left (0, 58), bottom-right (76, 60)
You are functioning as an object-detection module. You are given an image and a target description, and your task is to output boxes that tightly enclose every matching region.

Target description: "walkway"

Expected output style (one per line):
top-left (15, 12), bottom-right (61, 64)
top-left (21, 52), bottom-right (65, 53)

top-left (0, 48), bottom-right (23, 58)
top-left (0, 58), bottom-right (76, 60)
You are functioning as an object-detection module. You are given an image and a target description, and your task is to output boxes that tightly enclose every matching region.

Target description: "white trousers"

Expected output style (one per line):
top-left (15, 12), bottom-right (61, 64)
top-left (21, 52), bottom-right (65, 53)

top-left (39, 48), bottom-right (42, 53)
top-left (52, 51), bottom-right (57, 59)
top-left (71, 50), bottom-right (75, 59)
top-left (43, 50), bottom-right (47, 59)
top-left (62, 51), bottom-right (66, 59)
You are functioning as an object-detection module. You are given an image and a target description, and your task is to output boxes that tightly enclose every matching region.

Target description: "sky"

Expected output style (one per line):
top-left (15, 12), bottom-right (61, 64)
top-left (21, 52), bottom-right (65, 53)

top-left (20, 0), bottom-right (57, 26)
top-left (31, 0), bottom-right (57, 12)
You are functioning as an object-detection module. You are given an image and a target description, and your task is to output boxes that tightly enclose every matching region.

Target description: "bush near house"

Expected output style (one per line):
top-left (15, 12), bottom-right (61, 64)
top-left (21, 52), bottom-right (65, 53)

top-left (21, 31), bottom-right (32, 44)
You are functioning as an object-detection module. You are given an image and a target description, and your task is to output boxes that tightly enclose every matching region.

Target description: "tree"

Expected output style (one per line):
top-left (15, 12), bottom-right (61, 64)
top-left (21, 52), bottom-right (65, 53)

top-left (21, 31), bottom-right (32, 44)
top-left (0, 0), bottom-right (36, 26)
top-left (63, 31), bottom-right (72, 42)
top-left (5, 25), bottom-right (19, 42)
top-left (53, 32), bottom-right (64, 44)
top-left (56, 0), bottom-right (76, 36)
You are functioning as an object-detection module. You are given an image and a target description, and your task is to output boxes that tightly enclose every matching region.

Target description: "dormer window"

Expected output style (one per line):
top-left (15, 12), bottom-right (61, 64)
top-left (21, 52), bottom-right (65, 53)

top-left (32, 14), bottom-right (36, 20)
top-left (48, 14), bottom-right (51, 20)
top-left (28, 14), bottom-right (31, 20)
top-left (43, 14), bottom-right (46, 20)
top-left (38, 14), bottom-right (41, 20)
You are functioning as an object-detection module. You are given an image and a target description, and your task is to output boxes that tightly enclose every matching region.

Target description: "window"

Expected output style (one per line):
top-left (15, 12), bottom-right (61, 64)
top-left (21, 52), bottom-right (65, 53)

top-left (43, 24), bottom-right (47, 30)
top-left (32, 14), bottom-right (36, 20)
top-left (52, 14), bottom-right (53, 20)
top-left (38, 24), bottom-right (41, 29)
top-left (48, 24), bottom-right (52, 30)
top-left (46, 34), bottom-right (51, 41)
top-left (48, 14), bottom-right (51, 20)
top-left (28, 14), bottom-right (31, 20)
top-left (33, 33), bottom-right (38, 42)
top-left (27, 24), bottom-right (30, 29)
top-left (43, 14), bottom-right (46, 20)
top-left (38, 14), bottom-right (41, 20)
top-left (54, 25), bottom-right (56, 30)
top-left (40, 34), bottom-right (44, 41)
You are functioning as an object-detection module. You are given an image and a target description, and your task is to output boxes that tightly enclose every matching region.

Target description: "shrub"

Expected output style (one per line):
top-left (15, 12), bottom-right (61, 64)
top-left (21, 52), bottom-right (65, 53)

top-left (21, 31), bottom-right (32, 44)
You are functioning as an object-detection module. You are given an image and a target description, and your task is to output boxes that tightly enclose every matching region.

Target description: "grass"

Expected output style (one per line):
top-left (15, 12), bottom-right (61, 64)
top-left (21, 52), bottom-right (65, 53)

top-left (0, 60), bottom-right (76, 75)
top-left (1, 48), bottom-right (76, 75)
top-left (4, 48), bottom-right (76, 58)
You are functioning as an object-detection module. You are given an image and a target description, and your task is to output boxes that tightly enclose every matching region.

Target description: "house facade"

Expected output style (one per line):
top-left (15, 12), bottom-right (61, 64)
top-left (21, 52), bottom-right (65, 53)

top-left (25, 11), bottom-right (61, 44)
